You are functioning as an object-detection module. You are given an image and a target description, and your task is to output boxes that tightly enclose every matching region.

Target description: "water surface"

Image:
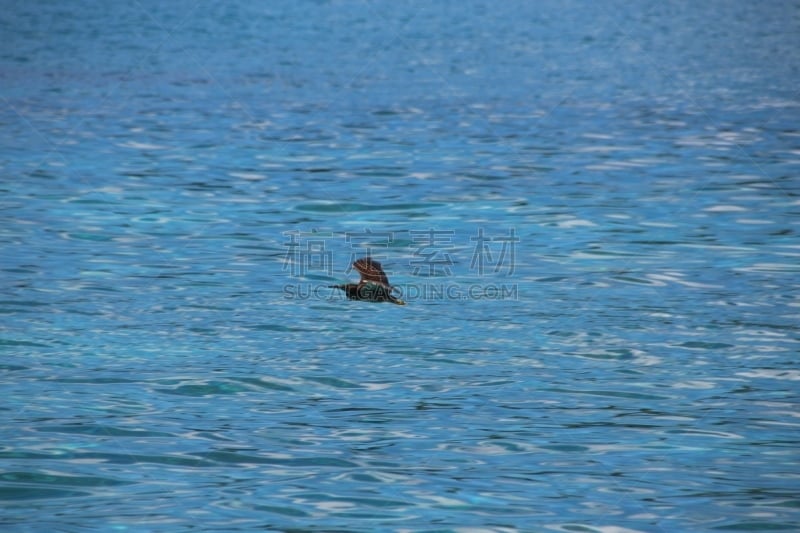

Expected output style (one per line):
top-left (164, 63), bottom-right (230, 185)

top-left (2, 1), bottom-right (799, 531)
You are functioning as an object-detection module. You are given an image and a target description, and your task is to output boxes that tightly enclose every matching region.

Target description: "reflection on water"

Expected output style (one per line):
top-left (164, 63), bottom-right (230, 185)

top-left (2, 1), bottom-right (800, 531)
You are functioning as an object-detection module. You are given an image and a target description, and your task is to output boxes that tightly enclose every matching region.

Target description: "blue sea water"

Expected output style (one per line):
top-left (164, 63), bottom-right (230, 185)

top-left (2, 1), bottom-right (800, 531)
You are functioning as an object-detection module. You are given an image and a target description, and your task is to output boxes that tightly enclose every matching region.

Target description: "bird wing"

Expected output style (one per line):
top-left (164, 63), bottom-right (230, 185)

top-left (353, 257), bottom-right (391, 286)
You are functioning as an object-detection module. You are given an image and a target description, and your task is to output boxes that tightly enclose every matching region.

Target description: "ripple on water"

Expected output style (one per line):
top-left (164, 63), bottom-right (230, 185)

top-left (293, 199), bottom-right (445, 211)
top-left (154, 380), bottom-right (253, 397)
top-left (2, 1), bottom-right (799, 531)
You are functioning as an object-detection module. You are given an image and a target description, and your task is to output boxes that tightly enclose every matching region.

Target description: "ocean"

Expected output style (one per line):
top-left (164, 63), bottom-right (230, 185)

top-left (1, 1), bottom-right (799, 531)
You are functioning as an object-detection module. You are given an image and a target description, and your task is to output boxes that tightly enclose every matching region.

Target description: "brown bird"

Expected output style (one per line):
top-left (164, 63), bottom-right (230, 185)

top-left (329, 257), bottom-right (406, 305)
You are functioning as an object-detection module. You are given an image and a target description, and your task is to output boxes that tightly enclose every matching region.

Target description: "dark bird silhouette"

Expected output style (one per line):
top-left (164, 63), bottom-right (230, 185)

top-left (329, 257), bottom-right (405, 305)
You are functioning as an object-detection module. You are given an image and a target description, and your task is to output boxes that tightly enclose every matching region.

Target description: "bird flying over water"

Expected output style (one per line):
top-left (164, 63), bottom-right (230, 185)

top-left (329, 257), bottom-right (406, 305)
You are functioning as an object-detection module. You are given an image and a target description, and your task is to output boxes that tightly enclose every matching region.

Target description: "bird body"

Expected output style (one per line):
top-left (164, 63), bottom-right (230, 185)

top-left (329, 257), bottom-right (406, 305)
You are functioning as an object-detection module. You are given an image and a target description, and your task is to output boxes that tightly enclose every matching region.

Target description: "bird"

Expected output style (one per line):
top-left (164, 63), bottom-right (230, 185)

top-left (329, 257), bottom-right (406, 305)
